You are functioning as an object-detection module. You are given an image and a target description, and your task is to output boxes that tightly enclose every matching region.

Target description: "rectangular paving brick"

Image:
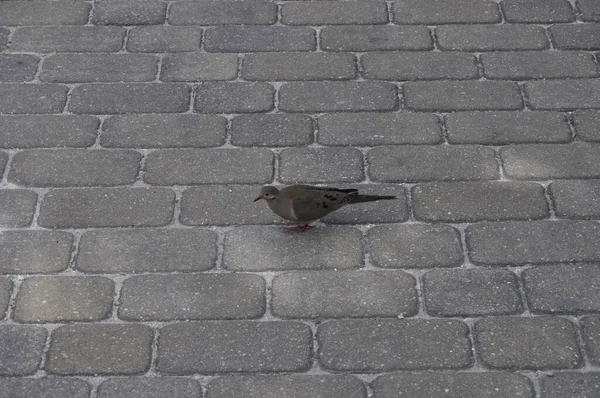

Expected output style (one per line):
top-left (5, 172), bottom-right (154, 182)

top-left (91, 0), bottom-right (166, 25)
top-left (127, 26), bottom-right (202, 52)
top-left (0, 190), bottom-right (36, 228)
top-left (582, 316), bottom-right (600, 365)
top-left (205, 26), bottom-right (316, 52)
top-left (0, 28), bottom-right (7, 51)
top-left (0, 115), bottom-right (98, 148)
top-left (368, 145), bottom-right (498, 182)
top-left (145, 149), bottom-right (273, 185)
top-left (231, 114), bottom-right (313, 147)
top-left (0, 84), bottom-right (68, 114)
top-left (392, 0), bottom-right (500, 23)
top-left (0, 278), bottom-right (12, 318)
top-left (38, 188), bottom-right (175, 228)
top-left (475, 317), bottom-right (581, 369)
top-left (549, 179), bottom-right (600, 218)
top-left (169, 1), bottom-right (276, 25)
top-left (550, 23), bottom-right (600, 50)
top-left (195, 82), bottom-right (273, 113)
top-left (157, 321), bottom-right (312, 374)
top-left (281, 2), bottom-right (388, 25)
top-left (0, 231), bottom-right (73, 274)
top-left (574, 110), bottom-right (600, 141)
top-left (161, 53), bottom-right (238, 82)
top-left (437, 25), bottom-right (549, 51)
top-left (321, 26), bottom-right (432, 51)
top-left (0, 325), bottom-right (47, 376)
top-left (11, 26), bottom-right (125, 52)
top-left (279, 148), bottom-right (364, 184)
top-left (0, 55), bottom-right (39, 82)
top-left (501, 0), bottom-right (575, 22)
top-left (541, 372), bottom-right (600, 398)
top-left (525, 79), bottom-right (600, 110)
top-left (243, 53), bottom-right (356, 81)
top-left (119, 274), bottom-right (265, 321)
top-left (0, 152), bottom-right (6, 176)
top-left (0, 378), bottom-right (90, 398)
top-left (0, 1), bottom-right (91, 25)
top-left (98, 378), bottom-right (201, 398)
top-left (466, 220), bottom-right (600, 265)
top-left (578, 0), bottom-right (600, 21)
top-left (14, 276), bottom-right (114, 323)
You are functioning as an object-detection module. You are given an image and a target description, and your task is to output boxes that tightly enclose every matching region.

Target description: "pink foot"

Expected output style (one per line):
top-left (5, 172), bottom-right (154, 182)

top-left (284, 224), bottom-right (313, 232)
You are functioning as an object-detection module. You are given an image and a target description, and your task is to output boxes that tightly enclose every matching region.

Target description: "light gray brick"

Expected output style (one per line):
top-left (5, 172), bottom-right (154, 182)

top-left (279, 148), bottom-right (364, 184)
top-left (578, 0), bottom-right (600, 21)
top-left (92, 0), bottom-right (167, 25)
top-left (475, 316), bottom-right (581, 369)
top-left (0, 28), bottom-right (8, 51)
top-left (224, 226), bottom-right (363, 271)
top-left (231, 114), bottom-right (313, 147)
top-left (550, 180), bottom-right (600, 219)
top-left (0, 278), bottom-right (11, 318)
top-left (0, 1), bottom-right (91, 26)
top-left (47, 324), bottom-right (153, 375)
top-left (368, 145), bottom-right (498, 182)
top-left (0, 378), bottom-right (90, 398)
top-left (11, 26), bottom-right (125, 52)
top-left (541, 373), bottom-right (600, 398)
top-left (127, 26), bottom-right (202, 52)
top-left (321, 25), bottom-right (432, 51)
top-left (0, 55), bottom-right (39, 82)
top-left (466, 221), bottom-right (600, 265)
top-left (501, 0), bottom-right (575, 22)
top-left (574, 110), bottom-right (600, 141)
top-left (281, 2), bottom-right (388, 25)
top-left (205, 26), bottom-right (316, 52)
top-left (38, 188), bottom-right (175, 228)
top-left (98, 378), bottom-right (201, 398)
top-left (583, 316), bottom-right (600, 365)
top-left (145, 149), bottom-right (273, 185)
top-left (437, 25), bottom-right (549, 51)
top-left (161, 53), bottom-right (238, 82)
top-left (0, 115), bottom-right (97, 148)
top-left (0, 189), bottom-right (36, 227)
top-left (445, 111), bottom-right (571, 144)
top-left (0, 231), bottom-right (73, 274)
top-left (0, 325), bottom-right (46, 376)
top-left (368, 224), bottom-right (463, 269)
top-left (362, 52), bottom-right (478, 80)
top-left (243, 53), bottom-right (356, 81)
top-left (70, 84), bottom-right (190, 114)
top-left (157, 321), bottom-right (312, 374)
top-left (392, 0), bottom-right (500, 23)
top-left (550, 23), bottom-right (600, 50)
top-left (169, 1), bottom-right (277, 25)
top-left (525, 79), bottom-right (600, 110)
top-left (195, 82), bottom-right (274, 113)
top-left (0, 84), bottom-right (67, 114)
top-left (14, 276), bottom-right (114, 323)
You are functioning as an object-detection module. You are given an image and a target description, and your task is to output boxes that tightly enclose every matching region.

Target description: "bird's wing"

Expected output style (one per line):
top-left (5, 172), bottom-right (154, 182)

top-left (282, 186), bottom-right (358, 222)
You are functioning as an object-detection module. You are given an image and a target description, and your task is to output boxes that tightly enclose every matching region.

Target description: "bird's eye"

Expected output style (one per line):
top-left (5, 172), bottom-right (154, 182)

top-left (264, 192), bottom-right (270, 197)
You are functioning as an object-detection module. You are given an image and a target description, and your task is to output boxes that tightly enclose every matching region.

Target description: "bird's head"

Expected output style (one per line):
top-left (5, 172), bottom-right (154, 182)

top-left (254, 185), bottom-right (280, 202)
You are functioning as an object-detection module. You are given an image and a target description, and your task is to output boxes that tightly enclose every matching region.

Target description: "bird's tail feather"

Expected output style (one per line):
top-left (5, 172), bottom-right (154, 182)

top-left (351, 194), bottom-right (397, 203)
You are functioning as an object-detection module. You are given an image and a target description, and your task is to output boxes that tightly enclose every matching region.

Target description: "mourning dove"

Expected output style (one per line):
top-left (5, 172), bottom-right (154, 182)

top-left (254, 185), bottom-right (396, 232)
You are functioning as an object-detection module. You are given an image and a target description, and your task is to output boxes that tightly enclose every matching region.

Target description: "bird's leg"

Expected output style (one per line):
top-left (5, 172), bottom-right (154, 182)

top-left (284, 223), bottom-right (313, 232)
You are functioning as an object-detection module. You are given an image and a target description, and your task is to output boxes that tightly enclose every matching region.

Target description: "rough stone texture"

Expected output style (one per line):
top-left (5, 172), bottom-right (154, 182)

top-left (10, 27), bottom-right (125, 52)
top-left (501, 0), bottom-right (575, 22)
top-left (279, 148), bottom-right (364, 183)
top-left (0, 152), bottom-right (6, 175)
top-left (437, 25), bottom-right (549, 51)
top-left (574, 110), bottom-right (600, 141)
top-left (541, 372), bottom-right (600, 398)
top-left (0, 278), bottom-right (11, 318)
top-left (0, 28), bottom-right (8, 51)
top-left (127, 26), bottom-right (202, 52)
top-left (97, 378), bottom-right (201, 398)
top-left (0, 189), bottom-right (37, 227)
top-left (243, 53), bottom-right (356, 81)
top-left (0, 379), bottom-right (90, 398)
top-left (321, 26), bottom-right (432, 51)
top-left (161, 53), bottom-right (238, 82)
top-left (0, 115), bottom-right (98, 148)
top-left (582, 316), bottom-right (600, 365)
top-left (549, 179), bottom-right (600, 218)
top-left (578, 0), bottom-right (600, 21)
top-left (0, 1), bottom-right (91, 26)
top-left (0, 325), bottom-right (47, 376)
top-left (195, 82), bottom-right (274, 113)
top-left (392, 0), bottom-right (500, 23)
top-left (231, 114), bottom-right (313, 147)
top-left (362, 52), bottom-right (478, 80)
top-left (91, 0), bottom-right (167, 25)
top-left (0, 84), bottom-right (68, 114)
top-left (0, 55), bottom-right (39, 82)
top-left (550, 24), bottom-right (600, 50)
top-left (169, 2), bottom-right (277, 25)
top-left (281, 2), bottom-right (388, 25)
top-left (525, 79), bottom-right (600, 110)
top-left (157, 321), bottom-right (312, 374)
top-left (0, 231), bottom-right (73, 274)
top-left (205, 27), bottom-right (316, 52)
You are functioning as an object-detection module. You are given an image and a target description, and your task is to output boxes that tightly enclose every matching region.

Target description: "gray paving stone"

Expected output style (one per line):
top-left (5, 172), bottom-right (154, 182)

top-left (280, 81), bottom-right (397, 112)
top-left (372, 372), bottom-right (534, 398)
top-left (0, 278), bottom-right (11, 318)
top-left (0, 84), bottom-right (67, 114)
top-left (321, 25), bottom-right (432, 51)
top-left (582, 316), bottom-right (600, 365)
top-left (281, 2), bottom-right (388, 25)
top-left (550, 23), bottom-right (600, 50)
top-left (145, 149), bottom-right (273, 185)
top-left (10, 26), bottom-right (125, 52)
top-left (501, 0), bottom-right (575, 22)
top-left (0, 115), bottom-right (97, 149)
top-left (279, 148), bottom-right (363, 184)
top-left (318, 319), bottom-right (471, 371)
top-left (0, 189), bottom-right (37, 227)
top-left (525, 79), bottom-right (600, 110)
top-left (195, 82), bottom-right (273, 113)
top-left (368, 224), bottom-right (463, 269)
top-left (404, 81), bottom-right (522, 111)
top-left (69, 83), bottom-right (190, 114)
top-left (98, 378), bottom-right (201, 398)
top-left (47, 324), bottom-right (153, 375)
top-left (92, 0), bottom-right (167, 25)
top-left (9, 149), bottom-right (141, 187)
top-left (437, 25), bottom-right (549, 51)
top-left (550, 180), bottom-right (600, 219)
top-left (14, 276), bottom-right (114, 323)
top-left (169, 1), bottom-right (276, 25)
top-left (207, 375), bottom-right (366, 398)
top-left (0, 231), bottom-right (73, 274)
top-left (412, 181), bottom-right (549, 222)
top-left (578, 0), bottom-right (600, 21)
top-left (38, 188), bottom-right (175, 228)
top-left (0, 325), bottom-right (46, 376)
top-left (0, 152), bottom-right (6, 176)
top-left (0, 378), bottom-right (91, 398)
top-left (501, 143), bottom-right (600, 179)
top-left (231, 114), bottom-right (314, 147)
top-left (78, 229), bottom-right (217, 273)
top-left (445, 111), bottom-right (571, 144)
top-left (574, 110), bottom-right (600, 141)
top-left (467, 221), bottom-right (600, 265)
top-left (541, 372), bottom-right (600, 398)
top-left (120, 274), bottom-right (265, 321)
top-left (157, 321), bottom-right (312, 374)
top-left (161, 53), bottom-right (238, 82)
top-left (0, 28), bottom-right (8, 51)
top-left (0, 1), bottom-right (91, 26)
top-left (205, 26), bottom-right (316, 52)
top-left (41, 54), bottom-right (157, 83)
top-left (0, 55), bottom-right (39, 82)
top-left (475, 316), bottom-right (581, 369)
top-left (243, 53), bottom-right (356, 81)
top-left (392, 0), bottom-right (500, 23)
top-left (368, 145), bottom-right (498, 182)
top-left (224, 226), bottom-right (363, 271)
top-left (127, 26), bottom-right (202, 52)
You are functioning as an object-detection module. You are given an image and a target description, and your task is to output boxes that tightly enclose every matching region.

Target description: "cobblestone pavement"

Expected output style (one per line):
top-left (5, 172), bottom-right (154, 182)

top-left (0, 0), bottom-right (600, 397)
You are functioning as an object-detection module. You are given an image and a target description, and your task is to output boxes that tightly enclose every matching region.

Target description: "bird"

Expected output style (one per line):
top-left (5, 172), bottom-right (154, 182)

top-left (254, 185), bottom-right (396, 232)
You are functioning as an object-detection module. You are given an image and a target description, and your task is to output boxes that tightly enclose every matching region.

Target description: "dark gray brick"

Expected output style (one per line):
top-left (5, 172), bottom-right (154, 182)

top-left (279, 148), bottom-right (363, 184)
top-left (0, 231), bottom-right (73, 274)
top-left (243, 53), bottom-right (356, 81)
top-left (231, 114), bottom-right (313, 147)
top-left (38, 188), bottom-right (175, 228)
top-left (0, 84), bottom-right (67, 114)
top-left (14, 276), bottom-right (114, 323)
top-left (98, 378), bottom-right (201, 398)
top-left (475, 316), bottom-right (581, 369)
top-left (368, 145), bottom-right (498, 182)
top-left (0, 189), bottom-right (36, 227)
top-left (0, 325), bottom-right (46, 376)
top-left (280, 81), bottom-right (397, 112)
top-left (70, 84), bottom-right (190, 114)
top-left (0, 152), bottom-right (6, 176)
top-left (0, 115), bottom-right (97, 148)
top-left (224, 226), bottom-right (363, 271)
top-left (412, 181), bottom-right (549, 222)
top-left (541, 372), bottom-right (600, 398)
top-left (445, 111), bottom-right (571, 144)
top-left (169, 1), bottom-right (276, 25)
top-left (437, 25), bottom-right (549, 51)
top-left (466, 221), bottom-right (600, 266)
top-left (501, 143), bottom-right (600, 179)
top-left (525, 79), bottom-right (600, 110)
top-left (0, 378), bottom-right (90, 398)
top-left (319, 319), bottom-right (471, 371)
top-left (392, 0), bottom-right (500, 23)
top-left (424, 269), bottom-right (522, 317)
top-left (583, 316), bottom-right (600, 365)
top-left (0, 1), bottom-right (91, 26)
top-left (205, 26), bottom-right (316, 52)
top-left (11, 26), bottom-right (125, 52)
top-left (195, 82), bottom-right (273, 113)
top-left (362, 52), bottom-right (478, 80)
top-left (0, 28), bottom-right (8, 51)
top-left (0, 55), bottom-right (39, 82)
top-left (120, 274), bottom-right (265, 321)
top-left (404, 81), bottom-right (522, 111)
top-left (574, 110), bottom-right (600, 141)
top-left (369, 224), bottom-right (463, 269)
top-left (102, 114), bottom-right (226, 148)
top-left (373, 373), bottom-right (534, 398)
top-left (157, 321), bottom-right (312, 374)
top-left (550, 180), bottom-right (600, 219)
top-left (321, 26), bottom-right (432, 51)
top-left (47, 324), bottom-right (152, 375)
top-left (145, 149), bottom-right (273, 185)
top-left (550, 23), bottom-right (600, 50)
top-left (92, 0), bottom-right (166, 25)
top-left (578, 0), bottom-right (600, 21)
top-left (502, 0), bottom-right (574, 22)
top-left (161, 53), bottom-right (238, 82)
top-left (127, 26), bottom-right (202, 52)
top-left (0, 278), bottom-right (11, 318)
top-left (281, 2), bottom-right (387, 25)
top-left (9, 149), bottom-right (141, 187)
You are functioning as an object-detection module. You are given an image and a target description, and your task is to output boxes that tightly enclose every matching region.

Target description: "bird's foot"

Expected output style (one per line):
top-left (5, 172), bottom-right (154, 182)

top-left (284, 224), bottom-right (313, 232)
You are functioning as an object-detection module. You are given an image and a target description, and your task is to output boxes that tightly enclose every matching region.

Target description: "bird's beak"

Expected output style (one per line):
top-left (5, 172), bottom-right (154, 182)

top-left (254, 196), bottom-right (262, 202)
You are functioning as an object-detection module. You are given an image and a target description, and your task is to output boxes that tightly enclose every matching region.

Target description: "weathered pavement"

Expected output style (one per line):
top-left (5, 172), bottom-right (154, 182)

top-left (1, 0), bottom-right (600, 397)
